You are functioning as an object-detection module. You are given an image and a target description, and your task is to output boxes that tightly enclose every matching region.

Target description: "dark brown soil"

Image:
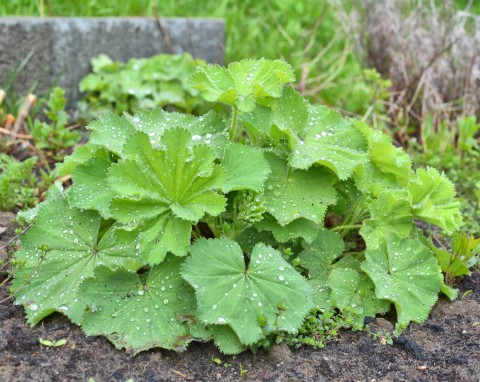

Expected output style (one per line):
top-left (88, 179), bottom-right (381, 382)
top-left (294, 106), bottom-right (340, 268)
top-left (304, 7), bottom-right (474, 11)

top-left (1, 212), bottom-right (479, 382)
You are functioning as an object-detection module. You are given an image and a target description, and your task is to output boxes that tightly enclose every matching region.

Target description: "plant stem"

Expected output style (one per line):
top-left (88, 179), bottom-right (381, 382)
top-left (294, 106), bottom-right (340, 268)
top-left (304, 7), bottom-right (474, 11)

top-left (336, 195), bottom-right (369, 238)
top-left (332, 224), bottom-right (362, 232)
top-left (286, 165), bottom-right (293, 182)
top-left (229, 107), bottom-right (238, 141)
top-left (192, 224), bottom-right (202, 239)
top-left (203, 216), bottom-right (221, 238)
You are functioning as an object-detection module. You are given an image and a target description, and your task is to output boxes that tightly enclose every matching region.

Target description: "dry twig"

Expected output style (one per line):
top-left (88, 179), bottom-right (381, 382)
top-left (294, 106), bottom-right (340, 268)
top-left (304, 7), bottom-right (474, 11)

top-left (152, 4), bottom-right (174, 54)
top-left (8, 94), bottom-right (36, 144)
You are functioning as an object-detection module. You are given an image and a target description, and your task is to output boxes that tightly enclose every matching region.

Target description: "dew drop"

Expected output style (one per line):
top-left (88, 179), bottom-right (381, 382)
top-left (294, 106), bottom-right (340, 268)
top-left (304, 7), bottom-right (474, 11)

top-left (29, 302), bottom-right (38, 311)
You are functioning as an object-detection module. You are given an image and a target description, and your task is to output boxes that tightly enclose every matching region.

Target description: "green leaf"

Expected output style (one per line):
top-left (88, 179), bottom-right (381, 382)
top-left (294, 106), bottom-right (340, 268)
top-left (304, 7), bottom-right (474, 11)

top-left (440, 283), bottom-right (458, 301)
top-left (354, 119), bottom-right (412, 190)
top-left (190, 59), bottom-right (295, 112)
top-left (78, 256), bottom-right (195, 354)
top-left (55, 144), bottom-right (109, 177)
top-left (181, 238), bottom-right (313, 345)
top-left (289, 105), bottom-right (368, 179)
top-left (409, 167), bottom-right (462, 233)
top-left (188, 64), bottom-right (236, 105)
top-left (299, 230), bottom-right (344, 310)
top-left (221, 143), bottom-right (270, 193)
top-left (107, 128), bottom-right (226, 262)
top-left (361, 235), bottom-right (443, 326)
top-left (91, 54), bottom-right (114, 72)
top-left (255, 214), bottom-right (321, 243)
top-left (13, 198), bottom-right (139, 325)
top-left (369, 142), bottom-right (411, 187)
top-left (68, 156), bottom-right (114, 217)
top-left (133, 214), bottom-right (192, 264)
top-left (240, 105), bottom-right (272, 142)
top-left (453, 232), bottom-right (480, 264)
top-left (262, 153), bottom-right (336, 226)
top-left (87, 113), bottom-right (137, 156)
top-left (234, 191), bottom-right (267, 224)
top-left (124, 109), bottom-right (228, 154)
top-left (272, 87), bottom-right (309, 136)
top-left (235, 227), bottom-right (277, 254)
top-left (360, 190), bottom-right (413, 249)
top-left (300, 230), bottom-right (345, 279)
top-left (189, 323), bottom-right (244, 355)
top-left (353, 162), bottom-right (401, 198)
top-left (188, 111), bottom-right (231, 158)
top-left (434, 248), bottom-right (470, 278)
top-left (327, 268), bottom-right (390, 325)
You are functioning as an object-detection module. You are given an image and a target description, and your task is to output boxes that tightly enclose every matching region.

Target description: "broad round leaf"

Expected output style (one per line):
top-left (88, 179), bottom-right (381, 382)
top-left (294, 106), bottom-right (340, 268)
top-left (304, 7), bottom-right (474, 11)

top-left (289, 105), bottom-right (368, 179)
top-left (327, 268), bottom-right (390, 325)
top-left (107, 127), bottom-right (226, 262)
top-left (361, 235), bottom-right (443, 325)
top-left (13, 197), bottom-right (139, 325)
top-left (78, 256), bottom-right (195, 354)
top-left (262, 153), bottom-right (336, 226)
top-left (181, 238), bottom-right (313, 345)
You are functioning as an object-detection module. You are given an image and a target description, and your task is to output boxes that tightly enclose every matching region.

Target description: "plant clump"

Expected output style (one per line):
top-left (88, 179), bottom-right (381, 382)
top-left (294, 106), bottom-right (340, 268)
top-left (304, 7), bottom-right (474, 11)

top-left (12, 58), bottom-right (462, 354)
top-left (78, 53), bottom-right (209, 120)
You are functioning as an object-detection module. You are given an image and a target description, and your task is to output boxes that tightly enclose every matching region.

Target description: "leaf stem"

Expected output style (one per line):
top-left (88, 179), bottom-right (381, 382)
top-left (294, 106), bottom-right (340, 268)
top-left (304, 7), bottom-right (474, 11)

top-left (229, 107), bottom-right (238, 141)
top-left (336, 195), bottom-right (369, 238)
top-left (192, 224), bottom-right (202, 239)
top-left (332, 224), bottom-right (362, 231)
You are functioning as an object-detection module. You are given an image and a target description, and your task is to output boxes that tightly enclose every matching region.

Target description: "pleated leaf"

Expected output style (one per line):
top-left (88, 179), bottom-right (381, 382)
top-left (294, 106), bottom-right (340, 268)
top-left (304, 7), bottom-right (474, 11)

top-left (262, 153), bottom-right (336, 226)
top-left (107, 127), bottom-right (226, 263)
top-left (409, 167), bottom-right (462, 233)
top-left (13, 197), bottom-right (139, 325)
top-left (78, 256), bottom-right (195, 354)
top-left (181, 238), bottom-right (313, 345)
top-left (189, 59), bottom-right (295, 112)
top-left (361, 235), bottom-right (443, 326)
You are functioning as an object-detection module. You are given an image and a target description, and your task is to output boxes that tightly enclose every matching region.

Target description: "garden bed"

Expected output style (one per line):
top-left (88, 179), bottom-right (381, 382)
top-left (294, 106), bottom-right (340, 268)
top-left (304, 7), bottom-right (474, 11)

top-left (1, 212), bottom-right (479, 382)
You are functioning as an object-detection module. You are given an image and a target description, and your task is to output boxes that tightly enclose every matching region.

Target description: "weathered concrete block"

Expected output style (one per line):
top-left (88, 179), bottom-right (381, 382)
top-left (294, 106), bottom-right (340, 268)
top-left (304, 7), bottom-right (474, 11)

top-left (0, 17), bottom-right (225, 107)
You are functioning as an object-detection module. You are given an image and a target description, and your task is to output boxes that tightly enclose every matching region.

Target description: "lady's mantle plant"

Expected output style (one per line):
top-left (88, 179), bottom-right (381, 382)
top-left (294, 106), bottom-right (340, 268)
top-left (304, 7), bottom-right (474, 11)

top-left (12, 59), bottom-right (462, 354)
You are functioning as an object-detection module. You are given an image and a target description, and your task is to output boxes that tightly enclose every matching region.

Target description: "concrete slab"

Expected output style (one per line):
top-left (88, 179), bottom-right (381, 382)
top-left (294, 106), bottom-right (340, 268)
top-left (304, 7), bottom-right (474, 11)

top-left (0, 17), bottom-right (225, 106)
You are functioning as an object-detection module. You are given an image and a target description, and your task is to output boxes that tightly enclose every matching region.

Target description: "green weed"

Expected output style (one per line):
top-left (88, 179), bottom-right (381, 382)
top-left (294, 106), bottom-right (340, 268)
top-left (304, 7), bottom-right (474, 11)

top-left (78, 54), bottom-right (208, 120)
top-left (0, 154), bottom-right (37, 211)
top-left (29, 87), bottom-right (81, 156)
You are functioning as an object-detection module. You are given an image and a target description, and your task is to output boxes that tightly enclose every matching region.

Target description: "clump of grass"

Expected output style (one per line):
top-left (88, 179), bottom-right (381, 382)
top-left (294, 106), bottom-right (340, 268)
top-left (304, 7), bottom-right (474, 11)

top-left (344, 0), bottom-right (480, 138)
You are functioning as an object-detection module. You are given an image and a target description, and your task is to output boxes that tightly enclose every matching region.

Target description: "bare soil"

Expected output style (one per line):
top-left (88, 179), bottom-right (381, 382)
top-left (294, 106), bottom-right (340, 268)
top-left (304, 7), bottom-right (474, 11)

top-left (1, 212), bottom-right (479, 382)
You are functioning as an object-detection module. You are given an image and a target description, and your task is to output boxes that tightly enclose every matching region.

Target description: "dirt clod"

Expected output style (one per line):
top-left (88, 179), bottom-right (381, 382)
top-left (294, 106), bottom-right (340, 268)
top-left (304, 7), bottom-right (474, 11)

top-left (266, 342), bottom-right (292, 365)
